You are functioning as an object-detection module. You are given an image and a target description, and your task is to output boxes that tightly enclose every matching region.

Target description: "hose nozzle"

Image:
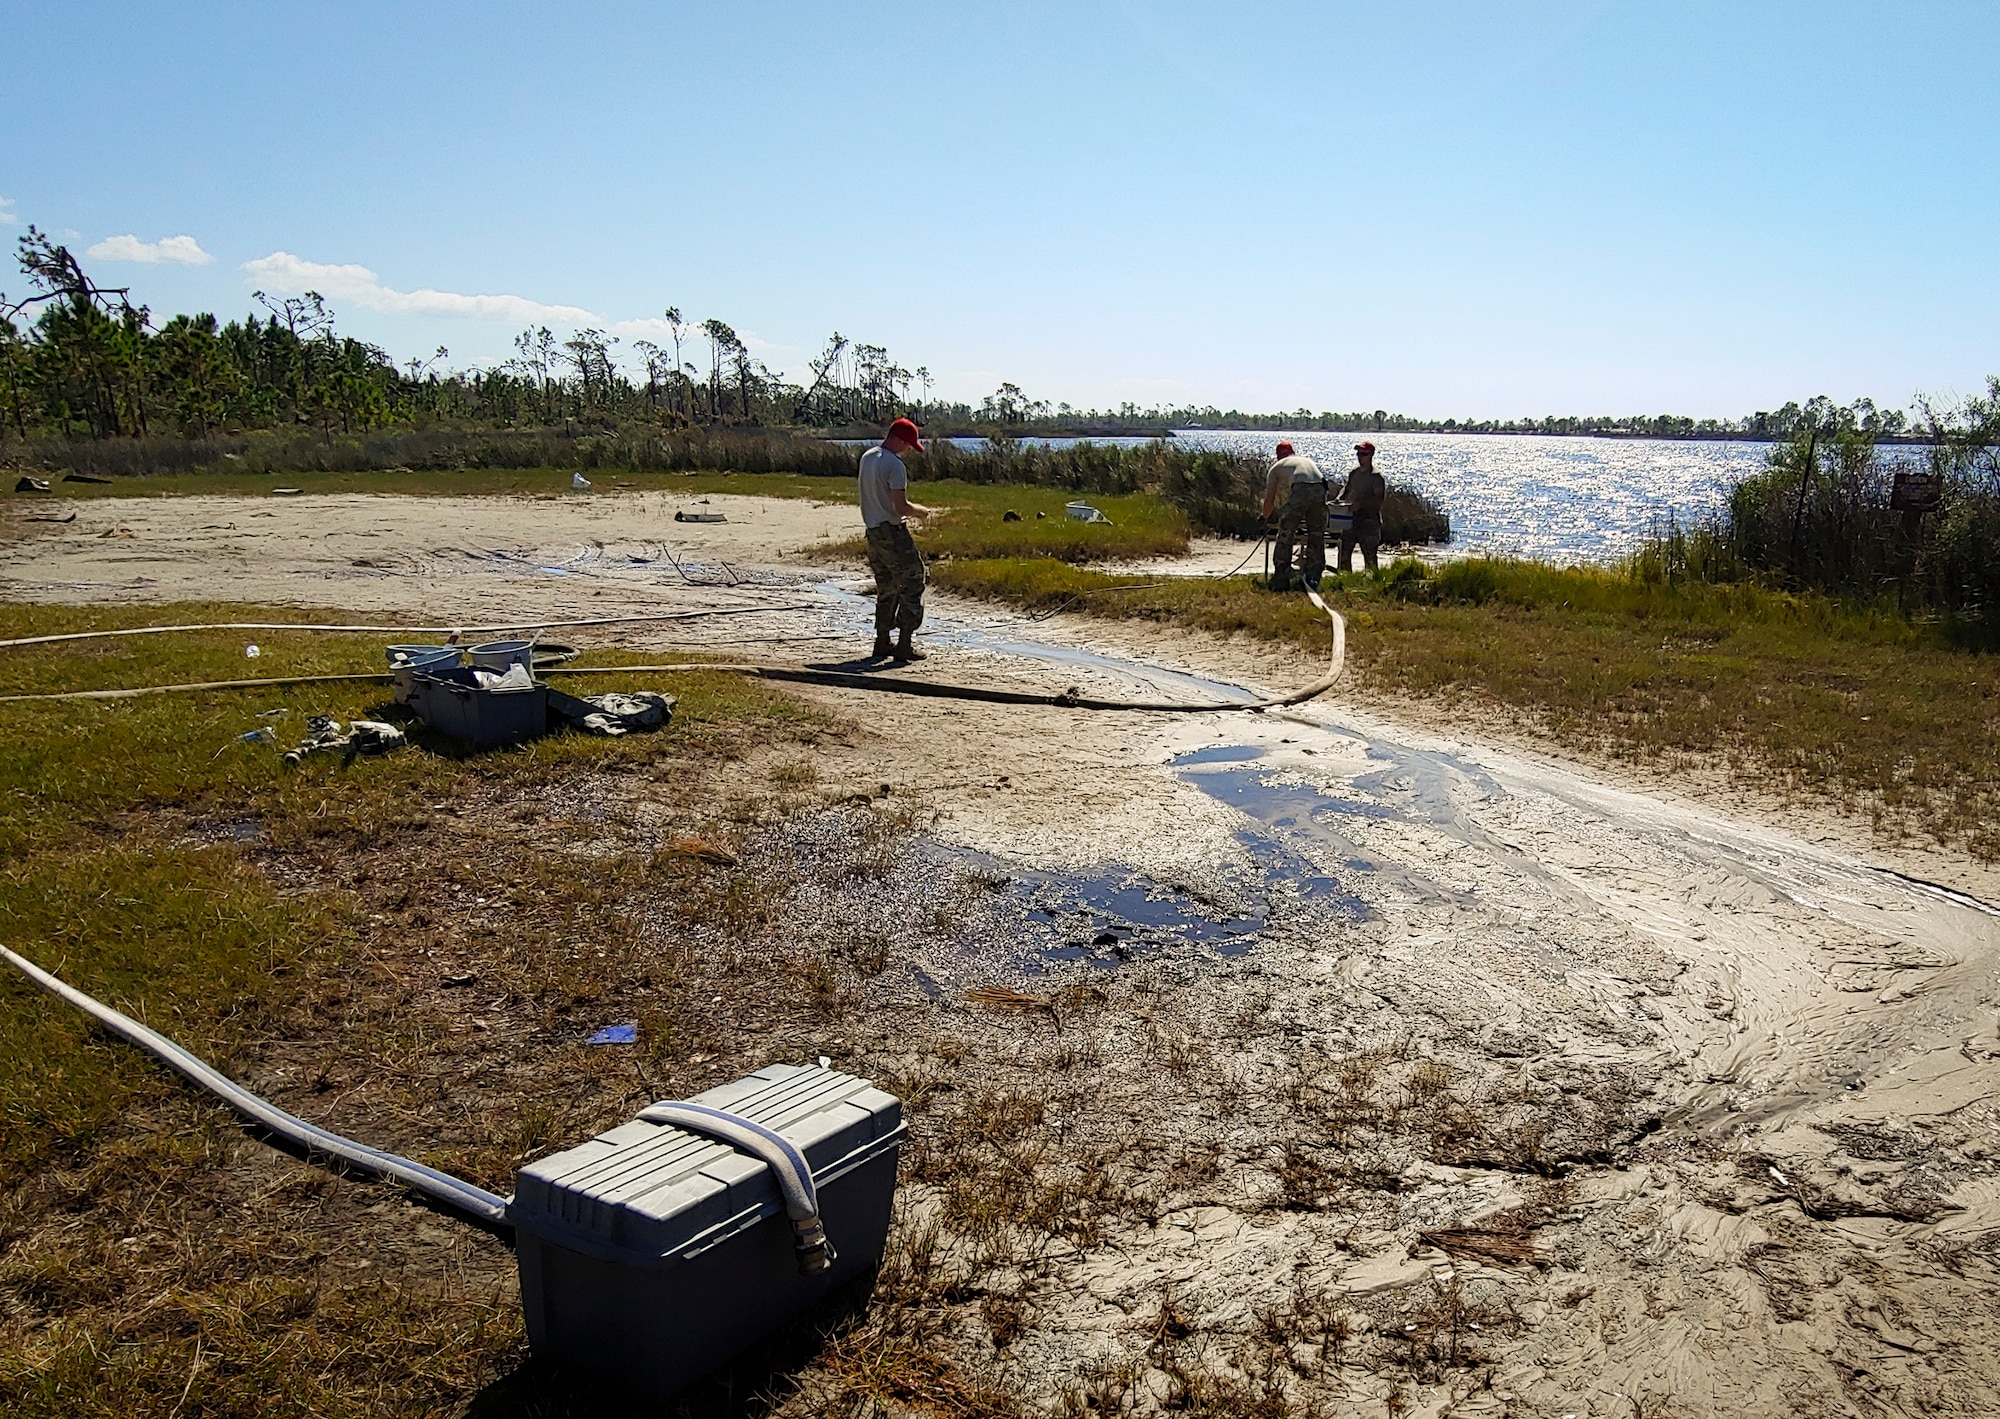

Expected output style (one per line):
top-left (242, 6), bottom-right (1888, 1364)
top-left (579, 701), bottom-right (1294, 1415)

top-left (793, 1216), bottom-right (837, 1275)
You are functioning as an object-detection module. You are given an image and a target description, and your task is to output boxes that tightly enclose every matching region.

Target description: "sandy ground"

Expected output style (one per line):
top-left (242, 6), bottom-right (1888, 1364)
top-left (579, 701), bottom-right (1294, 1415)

top-left (8, 490), bottom-right (2000, 1416)
top-left (0, 488), bottom-right (852, 613)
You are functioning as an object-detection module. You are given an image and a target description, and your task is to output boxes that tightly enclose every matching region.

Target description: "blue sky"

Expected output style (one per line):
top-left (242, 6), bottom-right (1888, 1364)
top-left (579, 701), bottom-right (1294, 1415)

top-left (3, 1), bottom-right (1994, 418)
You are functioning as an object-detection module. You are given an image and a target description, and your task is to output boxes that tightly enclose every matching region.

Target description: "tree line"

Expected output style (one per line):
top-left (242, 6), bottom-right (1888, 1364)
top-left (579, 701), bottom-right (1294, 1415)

top-left (0, 230), bottom-right (917, 440)
top-left (0, 225), bottom-right (1930, 447)
top-left (1635, 386), bottom-right (2000, 645)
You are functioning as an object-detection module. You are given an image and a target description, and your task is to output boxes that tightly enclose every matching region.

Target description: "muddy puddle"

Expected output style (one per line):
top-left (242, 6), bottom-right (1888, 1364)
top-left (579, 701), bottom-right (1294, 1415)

top-left (947, 845), bottom-right (1359, 974)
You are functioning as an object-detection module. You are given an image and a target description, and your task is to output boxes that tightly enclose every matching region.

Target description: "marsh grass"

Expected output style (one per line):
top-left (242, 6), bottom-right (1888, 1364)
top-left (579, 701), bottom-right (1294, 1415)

top-left (0, 592), bottom-right (1851, 1415)
top-left (0, 600), bottom-right (845, 1417)
top-left (819, 483), bottom-right (1192, 564)
top-left (933, 555), bottom-right (2000, 859)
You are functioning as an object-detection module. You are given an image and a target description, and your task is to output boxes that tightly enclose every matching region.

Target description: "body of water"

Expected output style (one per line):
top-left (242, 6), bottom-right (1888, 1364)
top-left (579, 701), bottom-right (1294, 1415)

top-left (858, 428), bottom-right (1800, 563)
top-left (1170, 431), bottom-right (1769, 562)
top-left (1029, 431), bottom-right (1771, 563)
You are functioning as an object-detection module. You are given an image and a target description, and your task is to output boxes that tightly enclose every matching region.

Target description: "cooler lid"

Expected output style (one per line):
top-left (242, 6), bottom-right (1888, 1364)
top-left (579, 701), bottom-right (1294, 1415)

top-left (510, 1064), bottom-right (902, 1267)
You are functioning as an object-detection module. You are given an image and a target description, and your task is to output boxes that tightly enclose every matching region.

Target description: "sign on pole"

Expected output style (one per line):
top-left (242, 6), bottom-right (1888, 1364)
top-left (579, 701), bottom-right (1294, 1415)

top-left (1891, 472), bottom-right (1944, 513)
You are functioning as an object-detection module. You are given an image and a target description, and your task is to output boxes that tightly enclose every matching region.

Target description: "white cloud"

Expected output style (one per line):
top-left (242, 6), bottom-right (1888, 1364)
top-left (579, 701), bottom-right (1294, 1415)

top-left (609, 316), bottom-right (683, 340)
top-left (87, 233), bottom-right (213, 265)
top-left (242, 251), bottom-right (596, 324)
top-left (0, 196), bottom-right (16, 225)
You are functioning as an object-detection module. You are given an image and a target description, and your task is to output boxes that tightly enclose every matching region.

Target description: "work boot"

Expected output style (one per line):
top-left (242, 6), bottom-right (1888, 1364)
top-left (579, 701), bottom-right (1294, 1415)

top-left (892, 632), bottom-right (926, 663)
top-left (871, 633), bottom-right (893, 660)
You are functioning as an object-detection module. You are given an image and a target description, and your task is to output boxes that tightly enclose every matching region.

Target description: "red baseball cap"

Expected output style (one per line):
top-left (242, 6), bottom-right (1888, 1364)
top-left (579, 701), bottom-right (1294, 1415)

top-left (1354, 440), bottom-right (1376, 453)
top-left (886, 417), bottom-right (923, 451)
top-left (1275, 441), bottom-right (1295, 458)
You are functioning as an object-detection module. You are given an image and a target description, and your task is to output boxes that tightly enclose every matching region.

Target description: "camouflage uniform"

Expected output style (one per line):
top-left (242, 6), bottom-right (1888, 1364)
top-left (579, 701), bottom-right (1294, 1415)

top-left (864, 521), bottom-right (926, 636)
top-left (1335, 463), bottom-right (1387, 572)
top-left (1272, 484), bottom-right (1328, 591)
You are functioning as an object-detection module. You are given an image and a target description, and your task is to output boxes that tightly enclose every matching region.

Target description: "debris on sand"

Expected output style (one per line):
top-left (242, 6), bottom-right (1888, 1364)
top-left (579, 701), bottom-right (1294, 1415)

top-left (281, 715), bottom-right (406, 766)
top-left (547, 687), bottom-right (675, 737)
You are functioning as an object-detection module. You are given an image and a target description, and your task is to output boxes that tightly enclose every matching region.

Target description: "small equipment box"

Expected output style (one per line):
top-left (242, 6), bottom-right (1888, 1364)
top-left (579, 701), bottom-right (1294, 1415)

top-left (510, 1065), bottom-right (905, 1401)
top-left (404, 666), bottom-right (548, 747)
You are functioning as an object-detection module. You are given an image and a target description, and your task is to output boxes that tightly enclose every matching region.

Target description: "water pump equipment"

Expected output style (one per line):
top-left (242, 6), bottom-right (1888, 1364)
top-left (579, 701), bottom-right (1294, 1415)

top-left (1, 945), bottom-right (905, 1402)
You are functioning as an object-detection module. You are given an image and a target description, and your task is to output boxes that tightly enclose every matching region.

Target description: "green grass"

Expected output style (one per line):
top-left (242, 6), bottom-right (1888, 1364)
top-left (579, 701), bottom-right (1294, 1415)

top-left (933, 556), bottom-right (2000, 860)
top-left (0, 602), bottom-right (814, 1180)
top-left (0, 601), bottom-right (840, 1416)
top-left (829, 483), bottom-right (1189, 564)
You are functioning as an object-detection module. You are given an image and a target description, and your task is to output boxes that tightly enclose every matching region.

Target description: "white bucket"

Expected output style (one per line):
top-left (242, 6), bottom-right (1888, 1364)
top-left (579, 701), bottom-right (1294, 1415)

top-left (386, 644), bottom-right (460, 671)
top-left (467, 639), bottom-right (535, 673)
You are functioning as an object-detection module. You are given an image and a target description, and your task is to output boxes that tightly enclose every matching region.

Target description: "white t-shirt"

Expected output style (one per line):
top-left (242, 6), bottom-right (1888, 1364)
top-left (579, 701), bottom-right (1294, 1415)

top-left (858, 446), bottom-right (908, 529)
top-left (1264, 454), bottom-right (1325, 504)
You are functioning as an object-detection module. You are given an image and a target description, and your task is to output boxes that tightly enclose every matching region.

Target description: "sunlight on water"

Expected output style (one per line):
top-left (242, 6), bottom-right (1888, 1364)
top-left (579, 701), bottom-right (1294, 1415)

top-left (1170, 431), bottom-right (1770, 563)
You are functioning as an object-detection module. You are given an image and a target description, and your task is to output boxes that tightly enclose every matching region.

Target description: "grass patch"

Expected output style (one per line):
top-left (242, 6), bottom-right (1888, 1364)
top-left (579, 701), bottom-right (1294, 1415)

top-left (933, 555), bottom-right (2000, 859)
top-left (0, 601), bottom-right (816, 1178)
top-left (821, 483), bottom-right (1189, 564)
top-left (0, 600), bottom-right (843, 1415)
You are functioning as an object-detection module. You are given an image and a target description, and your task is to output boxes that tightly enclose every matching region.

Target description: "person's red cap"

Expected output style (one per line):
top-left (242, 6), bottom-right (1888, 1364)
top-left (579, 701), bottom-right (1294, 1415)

top-left (1354, 440), bottom-right (1376, 453)
top-left (886, 417), bottom-right (923, 452)
top-left (1275, 441), bottom-right (1295, 458)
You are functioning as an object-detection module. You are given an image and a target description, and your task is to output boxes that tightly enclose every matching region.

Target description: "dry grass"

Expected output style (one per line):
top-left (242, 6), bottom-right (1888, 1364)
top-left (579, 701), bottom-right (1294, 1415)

top-left (0, 601), bottom-right (1683, 1417)
top-left (6, 466), bottom-right (850, 504)
top-left (934, 555), bottom-right (2000, 859)
top-left (0, 601), bottom-right (845, 1417)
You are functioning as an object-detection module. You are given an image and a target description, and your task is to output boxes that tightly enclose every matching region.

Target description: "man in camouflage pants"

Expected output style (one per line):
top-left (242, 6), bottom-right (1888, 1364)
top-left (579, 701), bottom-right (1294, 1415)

top-left (1259, 440), bottom-right (1328, 592)
top-left (859, 417), bottom-right (935, 662)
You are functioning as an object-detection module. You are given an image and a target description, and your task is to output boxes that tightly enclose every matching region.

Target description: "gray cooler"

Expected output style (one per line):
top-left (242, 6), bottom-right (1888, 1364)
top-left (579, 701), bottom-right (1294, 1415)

top-left (510, 1065), bottom-right (905, 1400)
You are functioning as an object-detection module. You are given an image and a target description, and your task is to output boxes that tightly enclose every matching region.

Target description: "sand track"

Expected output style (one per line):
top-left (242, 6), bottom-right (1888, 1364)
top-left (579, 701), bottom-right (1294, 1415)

top-left (8, 490), bottom-right (2000, 1415)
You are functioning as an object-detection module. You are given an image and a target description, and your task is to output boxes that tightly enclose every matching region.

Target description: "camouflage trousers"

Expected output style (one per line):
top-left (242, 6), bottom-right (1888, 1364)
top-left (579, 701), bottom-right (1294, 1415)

top-left (864, 521), bottom-right (926, 636)
top-left (1272, 487), bottom-right (1327, 591)
top-left (1337, 514), bottom-right (1383, 573)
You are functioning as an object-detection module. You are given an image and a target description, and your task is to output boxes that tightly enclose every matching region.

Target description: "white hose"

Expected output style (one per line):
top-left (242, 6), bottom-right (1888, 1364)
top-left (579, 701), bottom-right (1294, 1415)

top-left (0, 945), bottom-right (513, 1234)
top-left (0, 603), bottom-right (811, 652)
top-left (639, 1100), bottom-right (836, 1274)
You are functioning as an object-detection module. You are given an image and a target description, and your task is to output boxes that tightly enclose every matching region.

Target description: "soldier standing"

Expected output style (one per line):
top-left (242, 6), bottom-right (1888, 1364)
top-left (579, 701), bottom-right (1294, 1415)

top-left (1335, 440), bottom-right (1387, 573)
top-left (858, 417), bottom-right (934, 661)
top-left (1259, 440), bottom-right (1328, 591)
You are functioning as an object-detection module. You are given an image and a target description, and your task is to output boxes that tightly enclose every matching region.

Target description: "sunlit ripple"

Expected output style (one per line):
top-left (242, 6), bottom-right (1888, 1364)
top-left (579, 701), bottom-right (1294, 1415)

top-left (1170, 431), bottom-right (1769, 563)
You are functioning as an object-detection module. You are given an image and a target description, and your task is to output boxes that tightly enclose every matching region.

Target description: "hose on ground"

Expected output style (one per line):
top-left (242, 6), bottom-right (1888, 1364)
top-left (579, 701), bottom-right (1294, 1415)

top-left (0, 597), bottom-right (1345, 712)
top-left (638, 1101), bottom-right (835, 1275)
top-left (0, 944), bottom-right (515, 1238)
top-left (547, 586), bottom-right (1346, 713)
top-left (0, 603), bottom-right (811, 652)
top-left (1213, 534), bottom-right (1270, 580)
